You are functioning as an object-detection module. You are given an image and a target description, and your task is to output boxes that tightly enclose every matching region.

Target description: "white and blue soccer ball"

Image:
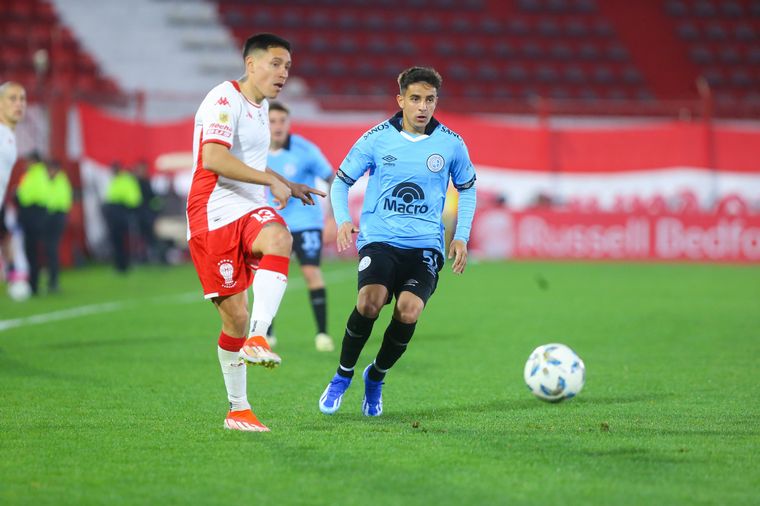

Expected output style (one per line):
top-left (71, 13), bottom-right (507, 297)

top-left (524, 343), bottom-right (585, 402)
top-left (7, 279), bottom-right (32, 302)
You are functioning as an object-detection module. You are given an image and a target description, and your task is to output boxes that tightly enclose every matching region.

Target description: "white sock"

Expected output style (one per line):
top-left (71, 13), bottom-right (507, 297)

top-left (248, 268), bottom-right (288, 337)
top-left (218, 347), bottom-right (250, 412)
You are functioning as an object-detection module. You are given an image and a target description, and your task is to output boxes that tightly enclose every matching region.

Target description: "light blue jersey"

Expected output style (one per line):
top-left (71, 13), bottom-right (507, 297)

top-left (267, 134), bottom-right (334, 232)
top-left (333, 112), bottom-right (476, 254)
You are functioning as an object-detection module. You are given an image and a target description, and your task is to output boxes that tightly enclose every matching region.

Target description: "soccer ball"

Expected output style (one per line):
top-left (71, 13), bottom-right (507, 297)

top-left (524, 343), bottom-right (585, 402)
top-left (7, 279), bottom-right (32, 302)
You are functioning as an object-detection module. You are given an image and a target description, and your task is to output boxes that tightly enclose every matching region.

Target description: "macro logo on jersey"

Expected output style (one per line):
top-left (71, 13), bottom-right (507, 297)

top-left (426, 154), bottom-right (444, 173)
top-left (384, 182), bottom-right (428, 215)
top-left (218, 259), bottom-right (236, 288)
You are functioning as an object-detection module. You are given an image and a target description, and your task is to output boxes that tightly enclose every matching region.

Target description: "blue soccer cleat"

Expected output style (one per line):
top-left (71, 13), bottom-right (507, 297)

top-left (362, 364), bottom-right (384, 417)
top-left (319, 373), bottom-right (352, 414)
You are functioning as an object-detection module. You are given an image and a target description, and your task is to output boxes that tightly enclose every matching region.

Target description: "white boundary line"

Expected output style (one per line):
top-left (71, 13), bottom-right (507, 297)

top-left (0, 266), bottom-right (357, 333)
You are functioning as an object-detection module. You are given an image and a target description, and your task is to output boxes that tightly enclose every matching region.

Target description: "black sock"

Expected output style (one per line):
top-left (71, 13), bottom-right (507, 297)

top-left (309, 287), bottom-right (327, 334)
top-left (337, 307), bottom-right (377, 378)
top-left (370, 318), bottom-right (416, 382)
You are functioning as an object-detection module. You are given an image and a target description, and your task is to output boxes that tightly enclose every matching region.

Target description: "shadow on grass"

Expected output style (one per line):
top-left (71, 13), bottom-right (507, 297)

top-left (581, 447), bottom-right (701, 464)
top-left (383, 392), bottom-right (671, 420)
top-left (575, 393), bottom-right (673, 405)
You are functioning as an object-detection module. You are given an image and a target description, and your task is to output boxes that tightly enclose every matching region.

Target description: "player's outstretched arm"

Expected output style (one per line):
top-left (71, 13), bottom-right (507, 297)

top-left (266, 168), bottom-right (326, 206)
top-left (202, 143), bottom-right (292, 208)
top-left (448, 239), bottom-right (468, 274)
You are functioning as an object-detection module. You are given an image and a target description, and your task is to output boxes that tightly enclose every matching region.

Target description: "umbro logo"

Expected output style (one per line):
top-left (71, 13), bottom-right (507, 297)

top-left (216, 97), bottom-right (230, 106)
top-left (403, 279), bottom-right (419, 287)
top-left (382, 155), bottom-right (397, 163)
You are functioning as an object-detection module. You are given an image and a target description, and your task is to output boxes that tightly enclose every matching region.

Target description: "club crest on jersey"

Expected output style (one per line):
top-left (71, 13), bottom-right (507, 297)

top-left (427, 154), bottom-right (445, 173)
top-left (218, 259), bottom-right (236, 288)
top-left (358, 256), bottom-right (372, 271)
top-left (219, 112), bottom-right (229, 124)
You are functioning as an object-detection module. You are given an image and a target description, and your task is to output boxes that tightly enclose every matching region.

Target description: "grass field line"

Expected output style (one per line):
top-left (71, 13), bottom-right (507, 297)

top-left (0, 266), bottom-right (357, 333)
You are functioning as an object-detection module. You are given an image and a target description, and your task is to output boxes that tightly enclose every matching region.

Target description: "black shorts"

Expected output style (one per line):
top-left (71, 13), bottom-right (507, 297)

top-left (292, 229), bottom-right (323, 267)
top-left (357, 242), bottom-right (444, 305)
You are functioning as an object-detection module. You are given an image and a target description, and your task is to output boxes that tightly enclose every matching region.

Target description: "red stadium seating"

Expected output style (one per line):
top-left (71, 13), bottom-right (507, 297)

top-left (215, 0), bottom-right (648, 106)
top-left (0, 0), bottom-right (119, 101)
top-left (664, 0), bottom-right (760, 106)
top-left (213, 0), bottom-right (758, 116)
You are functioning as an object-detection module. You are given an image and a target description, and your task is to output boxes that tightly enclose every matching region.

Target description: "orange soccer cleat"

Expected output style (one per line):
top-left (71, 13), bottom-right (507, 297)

top-left (224, 409), bottom-right (270, 432)
top-left (239, 335), bottom-right (282, 368)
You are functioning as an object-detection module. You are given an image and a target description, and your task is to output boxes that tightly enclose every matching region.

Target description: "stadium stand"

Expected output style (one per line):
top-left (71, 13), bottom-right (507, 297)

top-left (663, 0), bottom-right (760, 107)
top-left (216, 0), bottom-right (655, 105)
top-left (0, 0), bottom-right (119, 101)
top-left (2, 0), bottom-right (759, 118)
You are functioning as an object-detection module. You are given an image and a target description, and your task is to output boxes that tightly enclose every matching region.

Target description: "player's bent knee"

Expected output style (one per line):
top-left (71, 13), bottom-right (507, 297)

top-left (356, 298), bottom-right (383, 319)
top-left (395, 298), bottom-right (423, 323)
top-left (395, 307), bottom-right (422, 324)
top-left (256, 224), bottom-right (292, 256)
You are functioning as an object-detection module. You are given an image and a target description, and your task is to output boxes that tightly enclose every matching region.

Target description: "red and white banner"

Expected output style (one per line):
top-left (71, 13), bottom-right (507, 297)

top-left (470, 208), bottom-right (760, 262)
top-left (77, 104), bottom-right (760, 262)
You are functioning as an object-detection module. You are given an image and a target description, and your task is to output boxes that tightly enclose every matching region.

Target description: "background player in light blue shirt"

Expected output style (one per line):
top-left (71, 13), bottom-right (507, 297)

top-left (318, 67), bottom-right (477, 417)
top-left (266, 102), bottom-right (336, 352)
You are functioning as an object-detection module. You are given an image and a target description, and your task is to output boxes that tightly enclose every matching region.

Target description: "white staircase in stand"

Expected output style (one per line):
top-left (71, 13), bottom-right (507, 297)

top-left (50, 0), bottom-right (242, 118)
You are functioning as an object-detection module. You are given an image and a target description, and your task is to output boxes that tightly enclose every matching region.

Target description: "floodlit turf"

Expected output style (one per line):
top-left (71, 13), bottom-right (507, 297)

top-left (1, 260), bottom-right (758, 505)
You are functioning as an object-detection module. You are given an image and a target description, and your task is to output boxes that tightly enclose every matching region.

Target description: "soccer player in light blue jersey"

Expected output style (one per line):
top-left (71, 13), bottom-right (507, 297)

top-left (318, 67), bottom-right (477, 417)
top-left (266, 102), bottom-right (335, 352)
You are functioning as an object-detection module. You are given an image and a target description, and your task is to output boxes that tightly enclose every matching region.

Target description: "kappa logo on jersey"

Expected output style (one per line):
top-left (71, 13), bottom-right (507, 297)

top-left (216, 97), bottom-right (230, 106)
top-left (218, 259), bottom-right (236, 288)
top-left (384, 182), bottom-right (429, 215)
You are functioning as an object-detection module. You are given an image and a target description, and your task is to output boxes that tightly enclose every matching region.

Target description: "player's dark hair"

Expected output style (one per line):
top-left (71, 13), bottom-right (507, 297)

top-left (243, 33), bottom-right (291, 59)
top-left (268, 101), bottom-right (290, 115)
top-left (397, 66), bottom-right (443, 94)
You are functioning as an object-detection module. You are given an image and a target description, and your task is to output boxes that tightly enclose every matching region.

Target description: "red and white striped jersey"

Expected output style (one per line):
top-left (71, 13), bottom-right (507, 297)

top-left (187, 80), bottom-right (271, 238)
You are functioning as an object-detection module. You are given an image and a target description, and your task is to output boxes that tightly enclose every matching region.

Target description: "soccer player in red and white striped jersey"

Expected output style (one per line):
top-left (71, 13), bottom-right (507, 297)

top-left (0, 82), bottom-right (26, 285)
top-left (187, 33), bottom-right (325, 432)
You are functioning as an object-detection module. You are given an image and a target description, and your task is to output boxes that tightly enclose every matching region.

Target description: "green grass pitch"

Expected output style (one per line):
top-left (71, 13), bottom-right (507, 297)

top-left (1, 260), bottom-right (758, 505)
